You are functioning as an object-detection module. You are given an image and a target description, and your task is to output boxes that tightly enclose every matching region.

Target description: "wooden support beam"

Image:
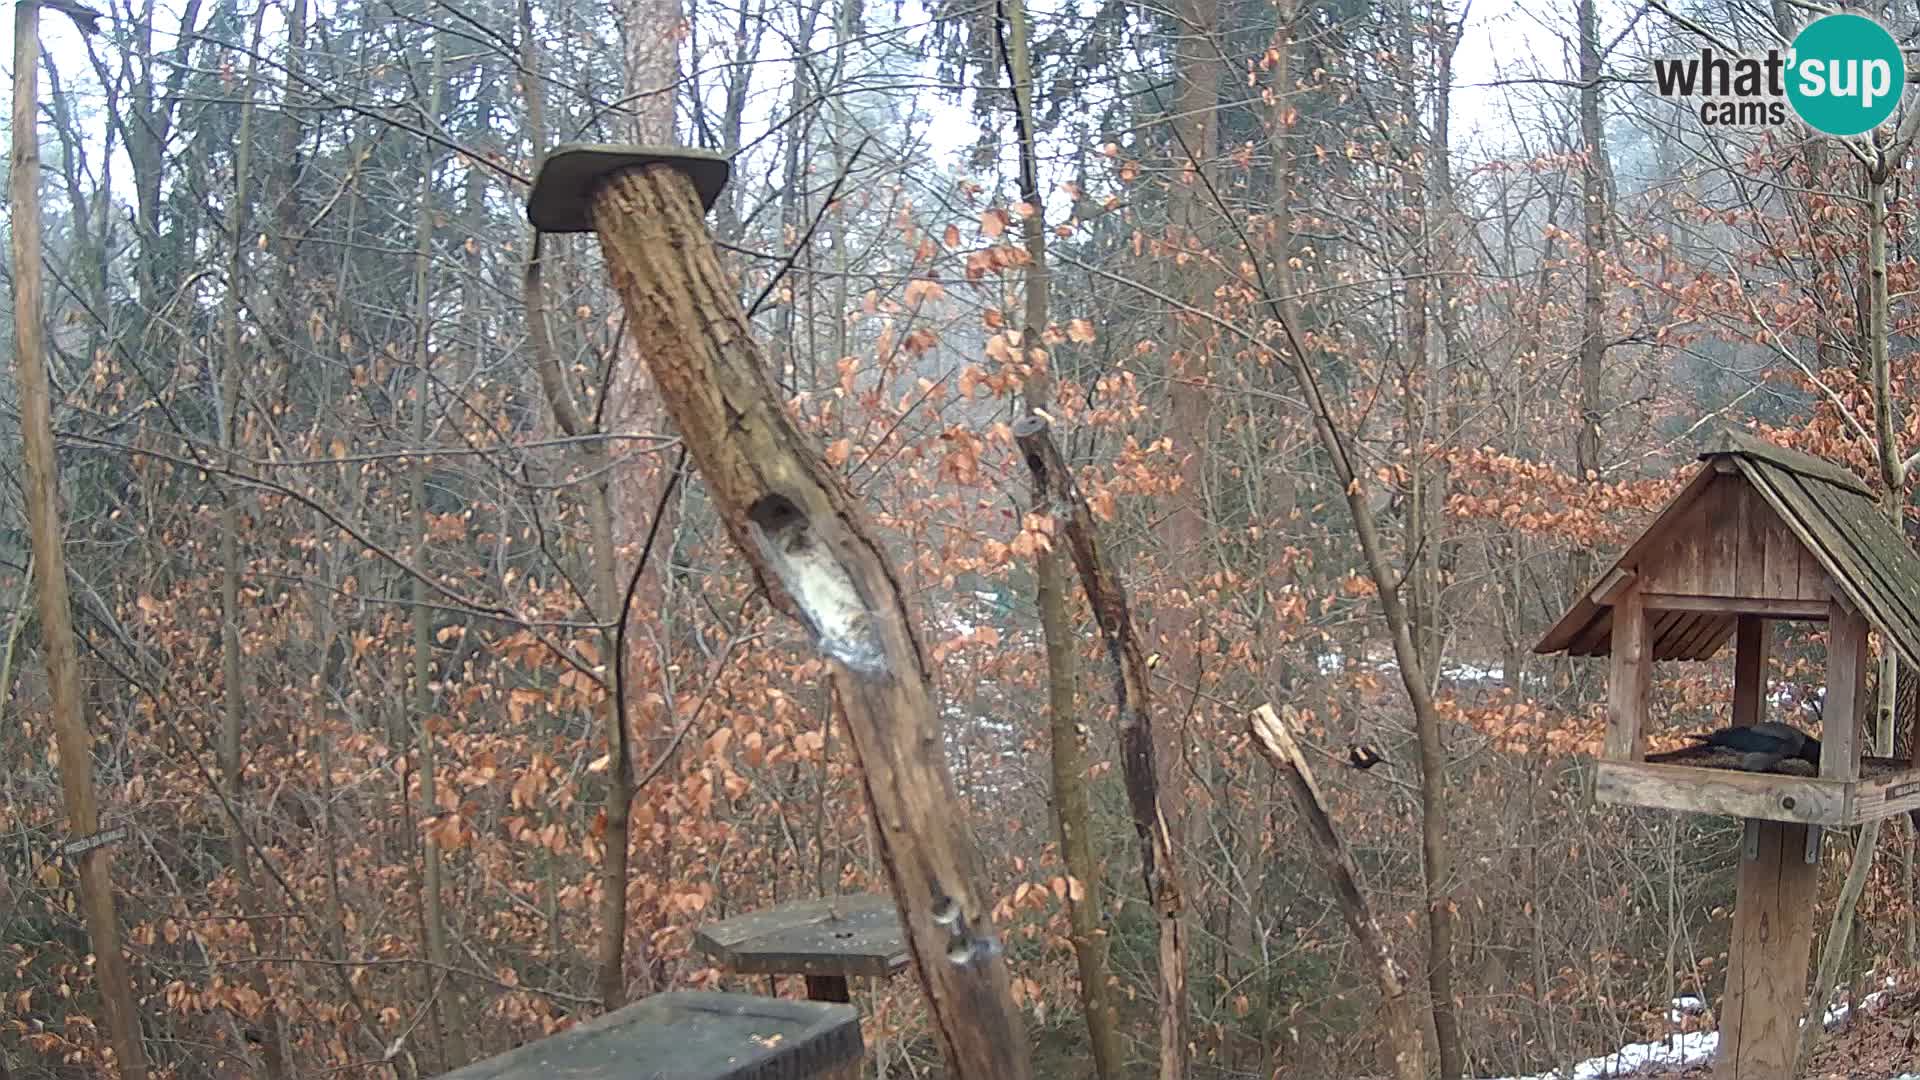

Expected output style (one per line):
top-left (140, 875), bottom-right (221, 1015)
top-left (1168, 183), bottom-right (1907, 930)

top-left (1641, 595), bottom-right (1829, 620)
top-left (1607, 589), bottom-right (1651, 761)
top-left (1823, 600), bottom-right (1868, 783)
top-left (1733, 616), bottom-right (1768, 731)
top-left (1717, 820), bottom-right (1819, 1080)
top-left (531, 150), bottom-right (1031, 1079)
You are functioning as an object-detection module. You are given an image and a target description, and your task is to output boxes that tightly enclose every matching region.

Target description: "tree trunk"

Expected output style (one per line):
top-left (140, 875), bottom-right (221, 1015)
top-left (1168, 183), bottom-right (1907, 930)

top-left (1263, 289), bottom-right (1461, 1080)
top-left (1014, 415), bottom-right (1190, 1080)
top-left (1152, 1), bottom-right (1219, 1072)
top-left (998, 2), bottom-right (1122, 1074)
top-left (408, 31), bottom-right (463, 1071)
top-left (578, 162), bottom-right (1034, 1079)
top-left (9, 7), bottom-right (149, 1076)
top-left (1573, 0), bottom-right (1610, 577)
top-left (218, 17), bottom-right (291, 1075)
top-left (519, 0), bottom-right (635, 1010)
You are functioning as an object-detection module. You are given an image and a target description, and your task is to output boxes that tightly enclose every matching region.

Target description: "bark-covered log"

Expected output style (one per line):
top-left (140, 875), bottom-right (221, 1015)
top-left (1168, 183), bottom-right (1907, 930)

top-left (1013, 412), bottom-right (1188, 1078)
top-left (1248, 704), bottom-right (1425, 1080)
top-left (575, 161), bottom-right (1032, 1079)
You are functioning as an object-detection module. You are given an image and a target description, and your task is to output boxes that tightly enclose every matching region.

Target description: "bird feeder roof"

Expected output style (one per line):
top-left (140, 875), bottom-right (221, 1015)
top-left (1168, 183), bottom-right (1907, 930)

top-left (1535, 430), bottom-right (1920, 668)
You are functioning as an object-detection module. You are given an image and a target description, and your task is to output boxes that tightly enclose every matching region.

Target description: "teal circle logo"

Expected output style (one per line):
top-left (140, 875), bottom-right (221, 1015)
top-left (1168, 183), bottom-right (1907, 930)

top-left (1787, 14), bottom-right (1904, 136)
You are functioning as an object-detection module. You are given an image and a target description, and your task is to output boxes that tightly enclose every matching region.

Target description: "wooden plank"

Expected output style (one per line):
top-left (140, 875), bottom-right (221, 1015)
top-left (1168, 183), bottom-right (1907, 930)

top-left (1569, 606), bottom-right (1615, 657)
top-left (1706, 428), bottom-right (1873, 496)
top-left (693, 895), bottom-right (909, 979)
top-left (1762, 493), bottom-right (1830, 603)
top-left (1821, 600), bottom-right (1868, 783)
top-left (1656, 610), bottom-right (1703, 662)
top-left (1795, 476), bottom-right (1920, 629)
top-left (1587, 566), bottom-right (1634, 605)
top-left (1706, 476), bottom-right (1742, 596)
top-left (1607, 590), bottom-right (1651, 761)
top-left (1733, 478), bottom-right (1768, 598)
top-left (1847, 768), bottom-right (1920, 824)
top-left (1743, 463), bottom-right (1911, 667)
top-left (1787, 471), bottom-right (1920, 670)
top-left (1716, 820), bottom-right (1820, 1080)
top-left (1733, 616), bottom-right (1768, 730)
top-left (440, 992), bottom-right (864, 1080)
top-left (1679, 615), bottom-right (1735, 661)
top-left (1640, 594), bottom-right (1828, 619)
top-left (1593, 761), bottom-right (1851, 825)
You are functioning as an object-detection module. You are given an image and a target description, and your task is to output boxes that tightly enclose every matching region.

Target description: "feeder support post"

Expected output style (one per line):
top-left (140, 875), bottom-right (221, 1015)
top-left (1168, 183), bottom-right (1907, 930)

top-left (526, 146), bottom-right (1033, 1080)
top-left (1606, 589), bottom-right (1650, 761)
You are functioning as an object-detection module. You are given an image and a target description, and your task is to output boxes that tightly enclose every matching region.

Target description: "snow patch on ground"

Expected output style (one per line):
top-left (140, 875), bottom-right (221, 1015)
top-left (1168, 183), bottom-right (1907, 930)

top-left (1480, 1029), bottom-right (1719, 1080)
top-left (1481, 980), bottom-right (1905, 1080)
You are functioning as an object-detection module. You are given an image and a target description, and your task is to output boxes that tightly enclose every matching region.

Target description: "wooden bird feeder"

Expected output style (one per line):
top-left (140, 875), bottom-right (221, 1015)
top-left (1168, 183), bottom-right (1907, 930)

top-left (694, 894), bottom-right (910, 1004)
top-left (437, 992), bottom-right (863, 1079)
top-left (1536, 431), bottom-right (1920, 1078)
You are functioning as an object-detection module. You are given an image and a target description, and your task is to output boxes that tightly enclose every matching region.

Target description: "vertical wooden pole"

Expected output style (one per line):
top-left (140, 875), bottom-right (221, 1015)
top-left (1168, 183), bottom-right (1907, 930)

top-left (1823, 601), bottom-right (1868, 782)
top-left (1606, 590), bottom-right (1650, 760)
top-left (9, 4), bottom-right (148, 1076)
top-left (1717, 821), bottom-right (1819, 1080)
top-left (1732, 616), bottom-right (1768, 730)
top-left (804, 975), bottom-right (852, 1003)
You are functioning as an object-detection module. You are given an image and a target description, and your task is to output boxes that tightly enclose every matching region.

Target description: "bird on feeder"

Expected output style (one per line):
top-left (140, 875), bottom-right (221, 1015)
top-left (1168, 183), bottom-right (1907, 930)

top-left (1687, 721), bottom-right (1821, 773)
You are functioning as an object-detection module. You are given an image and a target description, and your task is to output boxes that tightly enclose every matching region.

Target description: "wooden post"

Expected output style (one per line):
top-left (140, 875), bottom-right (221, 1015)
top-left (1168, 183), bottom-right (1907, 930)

top-left (1717, 820), bottom-right (1819, 1080)
top-left (1732, 616), bottom-right (1767, 730)
top-left (804, 976), bottom-right (851, 1004)
top-left (1606, 589), bottom-right (1651, 761)
top-left (10, 3), bottom-right (148, 1077)
top-left (1823, 601), bottom-right (1868, 782)
top-left (527, 148), bottom-right (1032, 1079)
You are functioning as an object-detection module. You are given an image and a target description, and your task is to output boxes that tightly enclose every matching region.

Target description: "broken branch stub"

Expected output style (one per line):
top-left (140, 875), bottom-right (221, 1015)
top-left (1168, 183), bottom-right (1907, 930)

top-left (551, 154), bottom-right (1032, 1079)
top-left (1013, 411), bottom-right (1190, 1080)
top-left (1248, 704), bottom-right (1425, 1080)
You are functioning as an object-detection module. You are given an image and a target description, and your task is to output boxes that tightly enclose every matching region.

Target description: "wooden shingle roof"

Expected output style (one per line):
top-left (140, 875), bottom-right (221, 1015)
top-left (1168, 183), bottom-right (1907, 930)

top-left (1535, 431), bottom-right (1920, 668)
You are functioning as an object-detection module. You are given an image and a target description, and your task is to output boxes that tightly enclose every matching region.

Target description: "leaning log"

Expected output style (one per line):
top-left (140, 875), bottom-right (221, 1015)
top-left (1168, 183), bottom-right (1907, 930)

top-left (527, 146), bottom-right (1032, 1079)
top-left (1248, 704), bottom-right (1425, 1080)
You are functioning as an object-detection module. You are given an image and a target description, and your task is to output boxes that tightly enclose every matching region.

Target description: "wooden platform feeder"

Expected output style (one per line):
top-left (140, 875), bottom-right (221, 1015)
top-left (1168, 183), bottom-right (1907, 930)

top-left (437, 992), bottom-right (863, 1079)
top-left (694, 894), bottom-right (910, 1004)
top-left (1536, 431), bottom-right (1920, 1078)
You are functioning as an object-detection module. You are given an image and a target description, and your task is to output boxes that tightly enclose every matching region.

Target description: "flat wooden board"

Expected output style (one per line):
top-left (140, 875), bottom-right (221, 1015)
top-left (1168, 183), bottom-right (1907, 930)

top-left (694, 895), bottom-right (910, 979)
top-left (1595, 759), bottom-right (1848, 825)
top-left (438, 992), bottom-right (862, 1080)
top-left (1596, 758), bottom-right (1920, 825)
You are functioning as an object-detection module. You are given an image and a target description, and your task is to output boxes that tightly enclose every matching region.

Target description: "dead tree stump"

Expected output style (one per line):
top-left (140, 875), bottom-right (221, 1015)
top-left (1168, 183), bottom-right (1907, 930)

top-left (528, 145), bottom-right (1033, 1080)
